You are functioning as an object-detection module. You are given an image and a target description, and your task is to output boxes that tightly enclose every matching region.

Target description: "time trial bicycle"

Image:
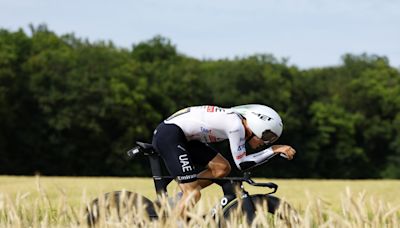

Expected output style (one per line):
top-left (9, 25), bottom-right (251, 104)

top-left (87, 141), bottom-right (298, 226)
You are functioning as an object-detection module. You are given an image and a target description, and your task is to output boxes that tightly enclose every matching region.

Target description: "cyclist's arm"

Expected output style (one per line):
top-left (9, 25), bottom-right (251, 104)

top-left (225, 120), bottom-right (276, 170)
top-left (235, 147), bottom-right (276, 170)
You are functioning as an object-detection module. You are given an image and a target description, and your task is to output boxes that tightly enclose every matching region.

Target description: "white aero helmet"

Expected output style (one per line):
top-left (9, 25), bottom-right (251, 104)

top-left (232, 104), bottom-right (283, 144)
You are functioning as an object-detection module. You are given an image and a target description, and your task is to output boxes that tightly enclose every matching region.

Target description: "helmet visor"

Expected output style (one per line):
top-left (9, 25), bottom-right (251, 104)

top-left (261, 130), bottom-right (278, 144)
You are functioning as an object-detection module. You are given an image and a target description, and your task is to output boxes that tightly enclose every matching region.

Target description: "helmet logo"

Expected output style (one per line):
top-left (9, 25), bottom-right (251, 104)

top-left (252, 112), bottom-right (272, 121)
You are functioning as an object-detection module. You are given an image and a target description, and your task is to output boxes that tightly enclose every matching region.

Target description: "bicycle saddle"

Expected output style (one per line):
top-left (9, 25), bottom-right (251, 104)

top-left (136, 141), bottom-right (154, 150)
top-left (127, 142), bottom-right (156, 159)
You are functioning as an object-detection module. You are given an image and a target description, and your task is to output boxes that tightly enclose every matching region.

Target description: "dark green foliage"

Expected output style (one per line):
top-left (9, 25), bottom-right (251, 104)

top-left (1, 25), bottom-right (399, 178)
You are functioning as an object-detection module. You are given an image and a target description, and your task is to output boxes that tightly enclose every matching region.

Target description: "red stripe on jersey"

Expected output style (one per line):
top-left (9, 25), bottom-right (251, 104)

top-left (207, 106), bottom-right (215, 112)
top-left (208, 135), bottom-right (217, 142)
top-left (236, 152), bottom-right (246, 160)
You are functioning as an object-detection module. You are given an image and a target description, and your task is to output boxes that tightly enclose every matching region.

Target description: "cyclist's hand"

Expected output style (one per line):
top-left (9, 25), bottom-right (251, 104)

top-left (271, 145), bottom-right (296, 160)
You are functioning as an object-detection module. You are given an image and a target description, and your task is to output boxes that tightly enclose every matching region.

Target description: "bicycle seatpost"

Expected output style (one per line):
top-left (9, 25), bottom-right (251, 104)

top-left (148, 154), bottom-right (172, 196)
top-left (131, 142), bottom-right (173, 196)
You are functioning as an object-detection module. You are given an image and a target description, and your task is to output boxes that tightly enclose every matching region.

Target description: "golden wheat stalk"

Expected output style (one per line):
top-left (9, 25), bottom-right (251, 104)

top-left (1, 182), bottom-right (399, 227)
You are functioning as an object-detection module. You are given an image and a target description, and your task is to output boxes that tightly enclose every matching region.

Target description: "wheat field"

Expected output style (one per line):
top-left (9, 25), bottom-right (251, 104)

top-left (0, 176), bottom-right (399, 227)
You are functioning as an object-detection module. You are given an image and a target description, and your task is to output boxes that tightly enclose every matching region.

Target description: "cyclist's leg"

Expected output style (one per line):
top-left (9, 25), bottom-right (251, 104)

top-left (188, 142), bottom-right (231, 189)
top-left (177, 180), bottom-right (202, 216)
top-left (152, 123), bottom-right (202, 215)
top-left (152, 123), bottom-right (198, 183)
top-left (193, 154), bottom-right (230, 188)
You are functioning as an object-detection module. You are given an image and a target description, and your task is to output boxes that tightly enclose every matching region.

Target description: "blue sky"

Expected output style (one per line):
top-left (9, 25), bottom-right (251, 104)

top-left (1, 0), bottom-right (399, 69)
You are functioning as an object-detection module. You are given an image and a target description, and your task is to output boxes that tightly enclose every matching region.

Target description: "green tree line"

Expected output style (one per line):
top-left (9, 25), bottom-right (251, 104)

top-left (1, 25), bottom-right (399, 178)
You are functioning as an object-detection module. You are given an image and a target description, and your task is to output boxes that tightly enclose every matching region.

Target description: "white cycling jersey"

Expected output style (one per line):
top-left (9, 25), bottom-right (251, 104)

top-left (164, 105), bottom-right (275, 170)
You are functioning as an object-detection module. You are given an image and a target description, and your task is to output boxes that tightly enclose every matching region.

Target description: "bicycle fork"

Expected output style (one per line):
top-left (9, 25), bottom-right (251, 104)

top-left (241, 190), bottom-right (256, 224)
top-left (211, 181), bottom-right (256, 225)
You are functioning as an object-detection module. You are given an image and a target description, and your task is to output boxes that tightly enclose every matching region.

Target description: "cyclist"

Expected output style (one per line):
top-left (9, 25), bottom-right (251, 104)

top-left (152, 104), bottom-right (296, 215)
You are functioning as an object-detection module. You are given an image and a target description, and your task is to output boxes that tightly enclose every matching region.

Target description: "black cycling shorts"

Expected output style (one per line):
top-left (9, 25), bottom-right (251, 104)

top-left (152, 122), bottom-right (218, 183)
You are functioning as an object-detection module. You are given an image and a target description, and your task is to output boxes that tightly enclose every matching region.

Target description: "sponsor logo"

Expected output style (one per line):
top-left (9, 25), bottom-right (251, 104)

top-left (177, 145), bottom-right (186, 152)
top-left (177, 174), bottom-right (197, 181)
top-left (206, 105), bottom-right (226, 113)
top-left (252, 112), bottom-right (273, 121)
top-left (179, 154), bottom-right (193, 172)
top-left (238, 144), bottom-right (246, 152)
top-left (200, 127), bottom-right (211, 133)
top-left (220, 197), bottom-right (228, 206)
top-left (236, 152), bottom-right (246, 160)
top-left (253, 152), bottom-right (265, 158)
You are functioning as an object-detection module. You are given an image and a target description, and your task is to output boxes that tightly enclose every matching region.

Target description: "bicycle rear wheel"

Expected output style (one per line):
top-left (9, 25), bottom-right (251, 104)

top-left (86, 191), bottom-right (157, 226)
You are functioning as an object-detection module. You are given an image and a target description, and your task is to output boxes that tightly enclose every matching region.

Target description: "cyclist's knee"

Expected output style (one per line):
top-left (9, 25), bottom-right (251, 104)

top-left (224, 162), bottom-right (232, 175)
top-left (213, 162), bottom-right (231, 178)
top-left (209, 154), bottom-right (231, 178)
